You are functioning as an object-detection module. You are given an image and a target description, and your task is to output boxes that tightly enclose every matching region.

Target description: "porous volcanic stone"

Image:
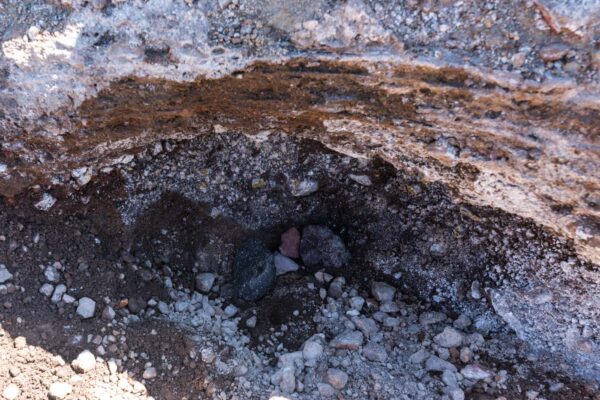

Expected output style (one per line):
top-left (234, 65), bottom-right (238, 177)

top-left (233, 238), bottom-right (275, 301)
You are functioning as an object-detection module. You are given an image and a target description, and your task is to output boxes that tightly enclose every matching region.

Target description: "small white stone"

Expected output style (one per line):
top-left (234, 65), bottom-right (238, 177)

top-left (39, 283), bottom-right (54, 297)
top-left (461, 364), bottom-right (493, 381)
top-left (35, 193), bottom-right (56, 211)
top-left (349, 174), bottom-right (372, 186)
top-left (44, 265), bottom-right (60, 283)
top-left (274, 253), bottom-right (299, 275)
top-left (143, 367), bottom-right (157, 379)
top-left (62, 294), bottom-right (76, 304)
top-left (51, 284), bottom-right (67, 303)
top-left (48, 382), bottom-right (72, 399)
top-left (71, 350), bottom-right (96, 373)
top-left (0, 264), bottom-right (13, 284)
top-left (290, 179), bottom-right (318, 197)
top-left (2, 384), bottom-right (20, 400)
top-left (76, 297), bottom-right (96, 319)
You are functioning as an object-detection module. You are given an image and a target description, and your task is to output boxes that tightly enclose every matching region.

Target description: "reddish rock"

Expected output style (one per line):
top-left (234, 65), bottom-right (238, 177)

top-left (279, 227), bottom-right (300, 258)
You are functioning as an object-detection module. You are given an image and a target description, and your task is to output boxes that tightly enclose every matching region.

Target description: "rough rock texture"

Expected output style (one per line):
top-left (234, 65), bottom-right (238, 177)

top-left (0, 0), bottom-right (599, 388)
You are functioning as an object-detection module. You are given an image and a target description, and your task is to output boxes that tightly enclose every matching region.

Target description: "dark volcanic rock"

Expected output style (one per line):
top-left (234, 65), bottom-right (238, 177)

top-left (300, 225), bottom-right (351, 269)
top-left (233, 238), bottom-right (276, 301)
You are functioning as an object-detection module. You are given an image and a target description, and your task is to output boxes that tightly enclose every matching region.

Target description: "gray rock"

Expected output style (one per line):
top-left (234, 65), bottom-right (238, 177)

top-left (71, 350), bottom-right (96, 373)
top-left (325, 368), bottom-right (348, 389)
top-left (419, 311), bottom-right (447, 325)
top-left (349, 174), bottom-right (372, 186)
top-left (0, 264), bottom-right (13, 284)
top-left (371, 281), bottom-right (396, 302)
top-left (448, 388), bottom-right (465, 400)
top-left (330, 330), bottom-right (363, 350)
top-left (39, 283), bottom-right (54, 297)
top-left (425, 355), bottom-right (457, 372)
top-left (245, 315), bottom-right (257, 328)
top-left (460, 364), bottom-right (493, 380)
top-left (379, 301), bottom-right (400, 313)
top-left (233, 238), bottom-right (276, 301)
top-left (224, 304), bottom-right (238, 318)
top-left (442, 369), bottom-right (458, 387)
top-left (362, 342), bottom-right (387, 363)
top-left (102, 306), bottom-right (116, 321)
top-left (302, 340), bottom-right (324, 364)
top-left (127, 296), bottom-right (147, 314)
top-left (48, 382), bottom-right (72, 400)
top-left (195, 272), bottom-right (216, 293)
top-left (51, 284), bottom-right (67, 304)
top-left (352, 317), bottom-right (379, 338)
top-left (328, 280), bottom-right (344, 299)
top-left (290, 179), bottom-right (318, 197)
top-left (409, 349), bottom-right (429, 365)
top-left (434, 327), bottom-right (464, 348)
top-left (44, 265), bottom-right (60, 282)
top-left (453, 314), bottom-right (472, 330)
top-left (317, 383), bottom-right (336, 397)
top-left (76, 297), bottom-right (96, 319)
top-left (300, 225), bottom-right (350, 269)
top-left (274, 253), bottom-right (299, 276)
top-left (349, 296), bottom-right (365, 311)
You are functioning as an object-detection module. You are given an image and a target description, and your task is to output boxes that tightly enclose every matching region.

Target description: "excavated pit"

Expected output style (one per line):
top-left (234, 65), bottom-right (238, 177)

top-left (0, 128), bottom-right (598, 399)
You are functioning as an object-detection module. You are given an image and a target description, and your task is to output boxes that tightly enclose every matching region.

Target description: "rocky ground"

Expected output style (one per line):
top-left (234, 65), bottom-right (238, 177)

top-left (1, 132), bottom-right (598, 399)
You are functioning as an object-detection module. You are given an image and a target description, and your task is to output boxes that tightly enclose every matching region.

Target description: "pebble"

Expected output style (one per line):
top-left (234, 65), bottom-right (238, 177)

top-left (329, 330), bottom-right (363, 350)
top-left (0, 265), bottom-right (12, 284)
top-left (39, 283), bottom-right (54, 297)
top-left (51, 284), bottom-right (67, 304)
top-left (224, 304), bottom-right (238, 318)
top-left (245, 315), bottom-right (257, 328)
top-left (233, 238), bottom-right (276, 301)
top-left (300, 225), bottom-right (350, 269)
top-left (48, 382), bottom-right (72, 400)
top-left (362, 342), bottom-right (387, 363)
top-left (290, 179), bottom-right (318, 197)
top-left (2, 384), bottom-right (20, 400)
top-left (62, 294), bottom-right (76, 304)
top-left (348, 174), bottom-right (372, 186)
top-left (419, 311), bottom-right (447, 325)
top-left (453, 314), bottom-right (471, 330)
top-left (461, 364), bottom-right (493, 380)
top-left (34, 193), bottom-right (56, 211)
top-left (539, 43), bottom-right (569, 62)
top-left (195, 273), bottom-right (216, 293)
top-left (302, 340), bottom-right (324, 364)
top-left (371, 281), bottom-right (396, 302)
top-left (143, 367), bottom-right (157, 379)
top-left (425, 355), bottom-right (457, 372)
top-left (102, 305), bottom-right (116, 321)
top-left (353, 317), bottom-right (379, 338)
top-left (349, 296), bottom-right (365, 311)
top-left (44, 265), bottom-right (61, 283)
top-left (317, 383), bottom-right (336, 397)
top-left (325, 368), bottom-right (348, 389)
top-left (76, 297), bottom-right (96, 319)
top-left (279, 227), bottom-right (300, 258)
top-left (434, 327), bottom-right (463, 348)
top-left (274, 253), bottom-right (299, 276)
top-left (71, 350), bottom-right (96, 373)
